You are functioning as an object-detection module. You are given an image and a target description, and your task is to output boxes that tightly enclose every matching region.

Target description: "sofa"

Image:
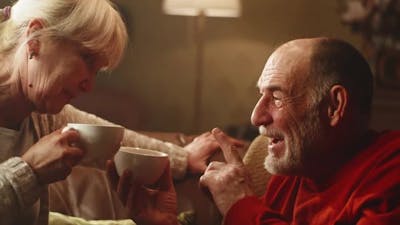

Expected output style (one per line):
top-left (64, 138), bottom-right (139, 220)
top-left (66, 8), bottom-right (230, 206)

top-left (48, 132), bottom-right (270, 225)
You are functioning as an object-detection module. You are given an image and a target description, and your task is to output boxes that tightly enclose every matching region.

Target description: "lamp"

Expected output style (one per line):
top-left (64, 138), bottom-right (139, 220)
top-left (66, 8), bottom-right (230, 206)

top-left (163, 0), bottom-right (241, 131)
top-left (163, 0), bottom-right (241, 17)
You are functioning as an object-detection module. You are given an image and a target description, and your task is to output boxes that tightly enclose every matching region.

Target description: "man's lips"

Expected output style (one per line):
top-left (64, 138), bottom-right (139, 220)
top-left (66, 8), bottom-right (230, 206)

top-left (268, 136), bottom-right (285, 156)
top-left (259, 126), bottom-right (285, 155)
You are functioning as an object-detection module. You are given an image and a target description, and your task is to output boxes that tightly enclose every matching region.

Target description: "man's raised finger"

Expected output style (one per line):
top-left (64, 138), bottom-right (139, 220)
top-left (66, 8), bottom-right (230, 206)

top-left (211, 128), bottom-right (243, 164)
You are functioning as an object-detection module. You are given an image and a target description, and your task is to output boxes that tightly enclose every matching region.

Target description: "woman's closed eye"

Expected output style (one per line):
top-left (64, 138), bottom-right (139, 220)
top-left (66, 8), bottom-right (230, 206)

top-left (81, 53), bottom-right (95, 68)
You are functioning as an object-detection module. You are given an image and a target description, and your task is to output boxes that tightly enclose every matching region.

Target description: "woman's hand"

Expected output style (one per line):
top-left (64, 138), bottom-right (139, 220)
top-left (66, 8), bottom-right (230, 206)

top-left (21, 128), bottom-right (85, 184)
top-left (106, 160), bottom-right (178, 225)
top-left (184, 131), bottom-right (245, 174)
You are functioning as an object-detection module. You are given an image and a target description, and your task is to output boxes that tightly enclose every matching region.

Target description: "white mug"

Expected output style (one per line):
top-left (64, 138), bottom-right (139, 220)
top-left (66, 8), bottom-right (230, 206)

top-left (62, 123), bottom-right (124, 166)
top-left (114, 147), bottom-right (169, 185)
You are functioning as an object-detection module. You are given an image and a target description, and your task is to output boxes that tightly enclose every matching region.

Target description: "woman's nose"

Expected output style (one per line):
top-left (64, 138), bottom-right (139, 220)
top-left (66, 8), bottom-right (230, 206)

top-left (251, 96), bottom-right (273, 127)
top-left (79, 78), bottom-right (94, 92)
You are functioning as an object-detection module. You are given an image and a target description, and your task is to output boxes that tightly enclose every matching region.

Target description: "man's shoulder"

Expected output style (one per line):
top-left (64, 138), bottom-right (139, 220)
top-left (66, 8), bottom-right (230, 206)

top-left (265, 175), bottom-right (301, 194)
top-left (370, 130), bottom-right (400, 153)
top-left (353, 130), bottom-right (400, 178)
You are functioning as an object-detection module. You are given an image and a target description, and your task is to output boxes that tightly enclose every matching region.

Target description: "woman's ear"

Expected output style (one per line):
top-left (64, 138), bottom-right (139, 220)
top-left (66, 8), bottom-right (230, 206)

top-left (26, 19), bottom-right (45, 58)
top-left (327, 85), bottom-right (348, 127)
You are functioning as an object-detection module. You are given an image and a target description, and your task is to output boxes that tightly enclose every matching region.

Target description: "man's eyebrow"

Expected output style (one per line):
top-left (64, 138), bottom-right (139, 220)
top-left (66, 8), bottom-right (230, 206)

top-left (268, 85), bottom-right (283, 92)
top-left (256, 83), bottom-right (284, 92)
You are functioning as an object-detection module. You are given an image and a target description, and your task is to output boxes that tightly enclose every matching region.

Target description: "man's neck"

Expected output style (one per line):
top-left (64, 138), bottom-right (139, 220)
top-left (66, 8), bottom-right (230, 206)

top-left (303, 129), bottom-right (375, 189)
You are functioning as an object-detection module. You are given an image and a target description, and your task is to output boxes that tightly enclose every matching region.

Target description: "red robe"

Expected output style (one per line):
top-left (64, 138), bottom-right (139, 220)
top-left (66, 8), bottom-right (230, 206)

top-left (225, 131), bottom-right (400, 225)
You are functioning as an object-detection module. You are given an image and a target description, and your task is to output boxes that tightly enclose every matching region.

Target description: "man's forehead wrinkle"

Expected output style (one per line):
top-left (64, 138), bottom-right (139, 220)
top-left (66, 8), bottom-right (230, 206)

top-left (258, 58), bottom-right (300, 90)
top-left (257, 39), bottom-right (315, 92)
top-left (258, 70), bottom-right (287, 90)
top-left (265, 46), bottom-right (308, 73)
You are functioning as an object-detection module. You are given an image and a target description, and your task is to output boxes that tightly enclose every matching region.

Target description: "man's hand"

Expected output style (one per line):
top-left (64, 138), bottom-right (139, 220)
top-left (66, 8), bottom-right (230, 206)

top-left (22, 128), bottom-right (85, 184)
top-left (199, 128), bottom-right (255, 215)
top-left (106, 160), bottom-right (178, 225)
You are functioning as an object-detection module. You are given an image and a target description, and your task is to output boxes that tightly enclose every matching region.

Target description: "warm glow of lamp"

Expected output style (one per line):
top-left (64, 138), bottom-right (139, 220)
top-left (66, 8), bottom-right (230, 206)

top-left (163, 0), bottom-right (241, 17)
top-left (162, 0), bottom-right (241, 131)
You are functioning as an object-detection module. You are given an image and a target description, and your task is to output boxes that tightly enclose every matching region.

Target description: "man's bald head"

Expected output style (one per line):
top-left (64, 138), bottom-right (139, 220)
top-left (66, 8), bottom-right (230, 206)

top-left (272, 37), bottom-right (373, 115)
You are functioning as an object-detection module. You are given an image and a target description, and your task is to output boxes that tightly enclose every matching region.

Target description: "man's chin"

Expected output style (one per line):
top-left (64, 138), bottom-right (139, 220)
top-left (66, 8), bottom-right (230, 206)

top-left (264, 155), bottom-right (299, 176)
top-left (264, 155), bottom-right (281, 175)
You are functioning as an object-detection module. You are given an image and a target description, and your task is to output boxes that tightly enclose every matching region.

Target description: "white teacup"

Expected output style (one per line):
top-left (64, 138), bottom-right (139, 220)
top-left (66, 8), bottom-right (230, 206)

top-left (114, 147), bottom-right (169, 185)
top-left (62, 123), bottom-right (124, 164)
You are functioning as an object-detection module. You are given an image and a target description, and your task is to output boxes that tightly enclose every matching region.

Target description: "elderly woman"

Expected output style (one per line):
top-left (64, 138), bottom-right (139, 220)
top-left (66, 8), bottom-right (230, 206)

top-left (0, 0), bottom-right (219, 224)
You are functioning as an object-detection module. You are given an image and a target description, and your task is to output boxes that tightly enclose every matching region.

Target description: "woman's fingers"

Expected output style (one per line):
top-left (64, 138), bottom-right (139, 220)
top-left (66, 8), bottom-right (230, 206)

top-left (106, 160), bottom-right (119, 190)
top-left (156, 162), bottom-right (174, 191)
top-left (212, 128), bottom-right (243, 165)
top-left (116, 170), bottom-right (133, 205)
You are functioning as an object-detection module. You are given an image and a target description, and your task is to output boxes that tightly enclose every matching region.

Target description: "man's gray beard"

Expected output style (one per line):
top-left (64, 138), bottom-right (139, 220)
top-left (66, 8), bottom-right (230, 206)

top-left (264, 104), bottom-right (322, 175)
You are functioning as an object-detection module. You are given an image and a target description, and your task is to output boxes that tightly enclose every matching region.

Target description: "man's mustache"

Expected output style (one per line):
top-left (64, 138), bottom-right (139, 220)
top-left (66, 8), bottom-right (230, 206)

top-left (259, 126), bottom-right (284, 139)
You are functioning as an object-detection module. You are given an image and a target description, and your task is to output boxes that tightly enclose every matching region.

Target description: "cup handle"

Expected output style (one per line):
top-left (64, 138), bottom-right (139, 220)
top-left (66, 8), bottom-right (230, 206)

top-left (61, 126), bottom-right (80, 147)
top-left (62, 126), bottom-right (75, 133)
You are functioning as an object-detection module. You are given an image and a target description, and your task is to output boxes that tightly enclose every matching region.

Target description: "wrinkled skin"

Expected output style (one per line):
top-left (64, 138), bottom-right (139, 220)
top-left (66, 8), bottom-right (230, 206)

top-left (106, 160), bottom-right (178, 225)
top-left (199, 128), bottom-right (255, 215)
top-left (20, 21), bottom-right (98, 115)
top-left (105, 130), bottom-right (246, 224)
top-left (9, 20), bottom-right (104, 185)
top-left (185, 131), bottom-right (244, 174)
top-left (22, 129), bottom-right (85, 184)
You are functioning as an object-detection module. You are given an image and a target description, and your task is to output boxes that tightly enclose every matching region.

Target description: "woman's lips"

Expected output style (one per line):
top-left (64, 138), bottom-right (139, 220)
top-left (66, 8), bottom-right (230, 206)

top-left (62, 89), bottom-right (76, 102)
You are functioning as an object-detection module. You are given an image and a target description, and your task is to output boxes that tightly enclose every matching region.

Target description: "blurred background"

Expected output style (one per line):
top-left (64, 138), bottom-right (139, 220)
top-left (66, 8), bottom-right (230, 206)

top-left (3, 0), bottom-right (400, 138)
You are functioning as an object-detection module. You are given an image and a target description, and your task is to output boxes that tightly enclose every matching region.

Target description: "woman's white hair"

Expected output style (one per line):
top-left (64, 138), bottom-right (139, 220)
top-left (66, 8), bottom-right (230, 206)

top-left (0, 0), bottom-right (128, 70)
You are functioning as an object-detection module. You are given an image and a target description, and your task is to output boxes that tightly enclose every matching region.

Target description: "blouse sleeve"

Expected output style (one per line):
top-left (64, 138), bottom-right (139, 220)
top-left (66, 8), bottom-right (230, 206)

top-left (0, 157), bottom-right (42, 224)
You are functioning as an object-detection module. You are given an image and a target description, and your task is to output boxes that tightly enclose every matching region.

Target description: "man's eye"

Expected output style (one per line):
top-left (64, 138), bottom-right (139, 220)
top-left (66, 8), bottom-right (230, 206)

top-left (273, 98), bottom-right (283, 108)
top-left (272, 94), bottom-right (281, 100)
top-left (272, 92), bottom-right (283, 108)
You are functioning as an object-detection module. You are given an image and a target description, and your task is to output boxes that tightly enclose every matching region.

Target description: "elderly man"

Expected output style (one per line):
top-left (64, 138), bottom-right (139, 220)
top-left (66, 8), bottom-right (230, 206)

top-left (199, 37), bottom-right (400, 224)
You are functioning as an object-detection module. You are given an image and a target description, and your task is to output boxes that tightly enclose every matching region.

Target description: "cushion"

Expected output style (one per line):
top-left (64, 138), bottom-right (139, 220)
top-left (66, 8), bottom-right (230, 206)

top-left (243, 135), bottom-right (271, 197)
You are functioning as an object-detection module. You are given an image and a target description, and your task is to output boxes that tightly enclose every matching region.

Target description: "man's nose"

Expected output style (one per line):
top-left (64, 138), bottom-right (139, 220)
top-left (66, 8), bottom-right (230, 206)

top-left (251, 96), bottom-right (273, 127)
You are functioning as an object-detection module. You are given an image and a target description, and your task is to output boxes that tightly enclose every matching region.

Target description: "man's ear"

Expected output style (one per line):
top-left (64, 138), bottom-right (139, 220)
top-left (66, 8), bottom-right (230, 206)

top-left (327, 85), bottom-right (348, 127)
top-left (26, 19), bottom-right (45, 57)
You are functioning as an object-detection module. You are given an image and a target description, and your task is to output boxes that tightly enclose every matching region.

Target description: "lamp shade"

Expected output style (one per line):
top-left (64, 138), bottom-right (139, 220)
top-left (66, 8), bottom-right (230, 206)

top-left (163, 0), bottom-right (241, 17)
